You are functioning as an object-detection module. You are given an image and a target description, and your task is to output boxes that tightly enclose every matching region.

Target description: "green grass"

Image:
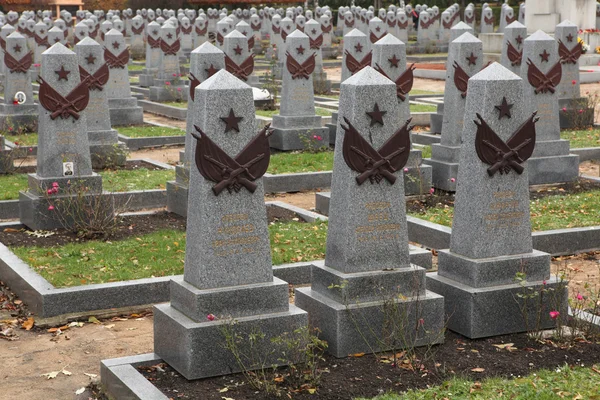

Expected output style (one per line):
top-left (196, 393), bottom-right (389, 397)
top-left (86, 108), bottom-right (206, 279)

top-left (561, 128), bottom-right (600, 148)
top-left (4, 132), bottom-right (38, 146)
top-left (411, 89), bottom-right (443, 96)
top-left (409, 189), bottom-right (600, 231)
top-left (12, 220), bottom-right (327, 287)
top-left (360, 365), bottom-right (600, 400)
top-left (116, 125), bottom-right (185, 138)
top-left (268, 151), bottom-right (334, 174)
top-left (417, 145), bottom-right (431, 159)
top-left (0, 167), bottom-right (175, 200)
top-left (255, 108), bottom-right (333, 118)
top-left (128, 64), bottom-right (145, 71)
top-left (162, 101), bottom-right (188, 109)
top-left (409, 103), bottom-right (437, 113)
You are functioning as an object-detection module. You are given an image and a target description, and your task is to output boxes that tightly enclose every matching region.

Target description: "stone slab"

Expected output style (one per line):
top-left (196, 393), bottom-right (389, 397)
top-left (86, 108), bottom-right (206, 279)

top-left (269, 126), bottom-right (329, 151)
top-left (527, 154), bottom-right (580, 185)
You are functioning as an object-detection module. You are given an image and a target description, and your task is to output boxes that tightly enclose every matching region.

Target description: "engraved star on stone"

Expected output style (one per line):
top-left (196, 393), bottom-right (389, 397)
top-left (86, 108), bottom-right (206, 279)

top-left (205, 64), bottom-right (218, 76)
top-left (233, 44), bottom-right (243, 55)
top-left (13, 44), bottom-right (21, 53)
top-left (286, 25), bottom-right (291, 30)
top-left (112, 41), bottom-right (120, 49)
top-left (54, 37), bottom-right (61, 43)
top-left (388, 54), bottom-right (400, 68)
top-left (296, 45), bottom-right (305, 55)
top-left (311, 28), bottom-right (316, 34)
top-left (466, 52), bottom-right (477, 66)
top-left (222, 28), bottom-right (228, 33)
top-left (152, 29), bottom-right (158, 35)
top-left (354, 42), bottom-right (363, 53)
top-left (40, 29), bottom-right (45, 34)
top-left (366, 103), bottom-right (386, 127)
top-left (566, 33), bottom-right (574, 43)
top-left (539, 49), bottom-right (550, 62)
top-left (55, 65), bottom-right (70, 81)
top-left (515, 35), bottom-right (523, 45)
top-left (85, 53), bottom-right (96, 64)
top-left (241, 30), bottom-right (247, 35)
top-left (168, 32), bottom-right (174, 39)
top-left (375, 26), bottom-right (381, 32)
top-left (495, 97), bottom-right (513, 120)
top-left (220, 108), bottom-right (243, 133)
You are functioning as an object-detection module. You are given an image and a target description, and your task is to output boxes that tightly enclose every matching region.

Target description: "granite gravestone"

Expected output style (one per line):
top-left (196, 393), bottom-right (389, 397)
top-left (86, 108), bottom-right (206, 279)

top-left (149, 23), bottom-right (187, 102)
top-left (223, 30), bottom-right (258, 88)
top-left (424, 32), bottom-right (483, 191)
top-left (32, 21), bottom-right (49, 79)
top-left (215, 18), bottom-right (232, 50)
top-left (19, 43), bottom-right (111, 230)
top-left (500, 21), bottom-right (526, 76)
top-left (193, 16), bottom-right (208, 49)
top-left (305, 18), bottom-right (331, 94)
top-left (73, 21), bottom-right (89, 46)
top-left (180, 16), bottom-right (193, 55)
top-left (104, 29), bottom-right (144, 125)
top-left (234, 20), bottom-right (255, 55)
top-left (439, 11), bottom-right (453, 43)
top-left (368, 17), bottom-right (387, 51)
top-left (130, 15), bottom-right (145, 59)
top-left (47, 26), bottom-right (66, 47)
top-left (341, 29), bottom-right (370, 83)
top-left (296, 67), bottom-right (444, 357)
top-left (270, 30), bottom-right (329, 150)
top-left (342, 10), bottom-right (355, 36)
top-left (417, 10), bottom-right (435, 44)
top-left (427, 62), bottom-right (567, 339)
top-left (519, 30), bottom-right (579, 184)
top-left (154, 69), bottom-right (307, 380)
top-left (75, 37), bottom-right (126, 168)
top-left (555, 21), bottom-right (582, 101)
top-left (464, 6), bottom-right (476, 30)
top-left (396, 10), bottom-right (410, 43)
top-left (99, 20), bottom-right (113, 44)
top-left (139, 21), bottom-right (161, 87)
top-left (268, 14), bottom-right (282, 61)
top-left (319, 15), bottom-right (335, 59)
top-left (480, 7), bottom-right (494, 34)
top-left (372, 33), bottom-right (432, 195)
top-left (386, 11), bottom-right (397, 38)
top-left (0, 31), bottom-right (37, 131)
top-left (0, 24), bottom-right (16, 79)
top-left (167, 41), bottom-right (225, 217)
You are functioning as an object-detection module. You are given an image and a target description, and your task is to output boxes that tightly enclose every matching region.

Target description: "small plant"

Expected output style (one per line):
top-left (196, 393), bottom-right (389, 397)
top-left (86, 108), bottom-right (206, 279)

top-left (164, 73), bottom-right (185, 102)
top-left (261, 48), bottom-right (279, 111)
top-left (299, 131), bottom-right (328, 153)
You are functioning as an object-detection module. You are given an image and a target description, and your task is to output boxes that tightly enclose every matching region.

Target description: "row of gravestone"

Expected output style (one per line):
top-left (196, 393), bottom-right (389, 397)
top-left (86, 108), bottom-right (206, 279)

top-left (150, 61), bottom-right (566, 380)
top-left (427, 20), bottom-right (582, 191)
top-left (0, 30), bottom-right (143, 171)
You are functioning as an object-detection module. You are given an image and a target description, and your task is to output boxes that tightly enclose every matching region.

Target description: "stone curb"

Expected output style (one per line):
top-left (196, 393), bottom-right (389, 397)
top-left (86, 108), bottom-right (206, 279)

top-left (101, 353), bottom-right (169, 400)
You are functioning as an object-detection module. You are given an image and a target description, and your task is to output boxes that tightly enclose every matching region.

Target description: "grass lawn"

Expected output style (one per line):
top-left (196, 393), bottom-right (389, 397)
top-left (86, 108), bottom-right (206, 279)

top-left (417, 145), bottom-right (431, 159)
top-left (268, 150), bottom-right (334, 174)
top-left (410, 103), bottom-right (437, 113)
top-left (128, 64), bottom-right (145, 71)
top-left (409, 189), bottom-right (600, 231)
top-left (256, 108), bottom-right (333, 117)
top-left (411, 89), bottom-right (443, 96)
top-left (162, 101), bottom-right (188, 109)
top-left (360, 365), bottom-right (600, 400)
top-left (561, 128), bottom-right (600, 148)
top-left (0, 168), bottom-right (175, 200)
top-left (116, 125), bottom-right (185, 138)
top-left (4, 132), bottom-right (38, 146)
top-left (13, 220), bottom-right (327, 287)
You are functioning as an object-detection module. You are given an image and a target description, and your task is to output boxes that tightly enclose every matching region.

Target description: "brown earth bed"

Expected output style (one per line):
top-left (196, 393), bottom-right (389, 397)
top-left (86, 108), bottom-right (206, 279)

top-left (140, 330), bottom-right (600, 400)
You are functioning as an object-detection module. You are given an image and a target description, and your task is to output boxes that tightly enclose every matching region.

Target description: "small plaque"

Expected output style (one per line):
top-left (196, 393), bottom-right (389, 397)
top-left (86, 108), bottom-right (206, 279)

top-left (63, 162), bottom-right (74, 176)
top-left (14, 91), bottom-right (26, 104)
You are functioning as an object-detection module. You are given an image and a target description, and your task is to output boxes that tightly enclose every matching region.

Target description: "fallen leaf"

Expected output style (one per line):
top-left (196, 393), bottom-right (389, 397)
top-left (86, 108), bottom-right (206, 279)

top-left (222, 398), bottom-right (234, 400)
top-left (105, 324), bottom-right (115, 329)
top-left (42, 370), bottom-right (59, 379)
top-left (273, 376), bottom-right (284, 382)
top-left (13, 300), bottom-right (22, 305)
top-left (307, 388), bottom-right (317, 394)
top-left (68, 322), bottom-right (84, 328)
top-left (75, 387), bottom-right (85, 395)
top-left (3, 228), bottom-right (20, 233)
top-left (84, 373), bottom-right (97, 379)
top-left (471, 367), bottom-right (485, 373)
top-left (62, 369), bottom-right (72, 376)
top-left (48, 325), bottom-right (69, 333)
top-left (219, 388), bottom-right (229, 393)
top-left (88, 316), bottom-right (101, 325)
top-left (492, 343), bottom-right (515, 349)
top-left (22, 317), bottom-right (34, 330)
top-left (350, 352), bottom-right (365, 357)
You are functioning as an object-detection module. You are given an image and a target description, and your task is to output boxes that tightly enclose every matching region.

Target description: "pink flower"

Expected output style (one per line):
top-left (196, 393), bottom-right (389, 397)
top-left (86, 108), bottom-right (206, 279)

top-left (51, 187), bottom-right (58, 194)
top-left (562, 107), bottom-right (567, 112)
top-left (572, 80), bottom-right (577, 85)
top-left (48, 205), bottom-right (55, 211)
top-left (14, 141), bottom-right (19, 146)
top-left (543, 280), bottom-right (547, 285)
top-left (47, 189), bottom-right (53, 194)
top-left (52, 182), bottom-right (59, 188)
top-left (418, 318), bottom-right (425, 326)
top-left (403, 167), bottom-right (409, 173)
top-left (578, 109), bottom-right (584, 114)
top-left (316, 136), bottom-right (322, 141)
top-left (28, 147), bottom-right (32, 152)
top-left (172, 73), bottom-right (177, 77)
top-left (206, 314), bottom-right (215, 321)
top-left (177, 87), bottom-right (182, 92)
top-left (577, 293), bottom-right (584, 301)
top-left (450, 178), bottom-right (456, 182)
top-left (549, 310), bottom-right (560, 320)
top-left (429, 187), bottom-right (435, 195)
top-left (165, 81), bottom-right (171, 86)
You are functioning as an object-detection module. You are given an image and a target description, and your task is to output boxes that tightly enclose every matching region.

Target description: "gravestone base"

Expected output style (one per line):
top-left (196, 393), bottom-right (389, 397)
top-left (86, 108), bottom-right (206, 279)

top-left (166, 165), bottom-right (190, 217)
top-left (154, 280), bottom-right (308, 380)
top-left (326, 111), bottom-right (338, 145)
top-left (295, 285), bottom-right (445, 358)
top-left (558, 98), bottom-right (594, 129)
top-left (88, 129), bottom-right (127, 168)
top-left (429, 104), bottom-right (444, 134)
top-left (0, 136), bottom-right (12, 173)
top-left (19, 173), bottom-right (111, 231)
top-left (264, 47), bottom-right (276, 61)
top-left (275, 62), bottom-right (283, 80)
top-left (405, 150), bottom-right (433, 196)
top-left (321, 46), bottom-right (336, 59)
top-left (427, 272), bottom-right (568, 339)
top-left (313, 72), bottom-right (332, 94)
top-left (139, 68), bottom-right (158, 87)
top-left (108, 98), bottom-right (144, 126)
top-left (422, 143), bottom-right (460, 192)
top-left (527, 154), bottom-right (580, 185)
top-left (0, 104), bottom-right (38, 132)
top-left (270, 115), bottom-right (329, 150)
top-left (149, 79), bottom-right (189, 102)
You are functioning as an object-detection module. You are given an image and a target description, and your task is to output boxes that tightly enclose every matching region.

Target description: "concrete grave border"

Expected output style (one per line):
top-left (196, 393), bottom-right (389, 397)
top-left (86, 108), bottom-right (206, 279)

top-left (0, 202), bottom-right (433, 320)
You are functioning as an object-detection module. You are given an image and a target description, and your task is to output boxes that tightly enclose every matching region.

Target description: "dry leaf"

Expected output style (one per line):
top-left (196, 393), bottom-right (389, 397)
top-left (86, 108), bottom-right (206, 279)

top-left (13, 300), bottom-right (22, 305)
top-left (492, 343), bottom-right (515, 350)
top-left (3, 228), bottom-right (20, 233)
top-left (307, 388), bottom-right (316, 394)
top-left (471, 367), bottom-right (485, 373)
top-left (22, 317), bottom-right (34, 331)
top-left (273, 376), bottom-right (284, 383)
top-left (62, 369), bottom-right (72, 376)
top-left (350, 352), bottom-right (365, 357)
top-left (75, 387), bottom-right (85, 395)
top-left (219, 388), bottom-right (229, 393)
top-left (42, 370), bottom-right (59, 379)
top-left (84, 373), bottom-right (97, 379)
top-left (105, 324), bottom-right (115, 329)
top-left (88, 316), bottom-right (101, 324)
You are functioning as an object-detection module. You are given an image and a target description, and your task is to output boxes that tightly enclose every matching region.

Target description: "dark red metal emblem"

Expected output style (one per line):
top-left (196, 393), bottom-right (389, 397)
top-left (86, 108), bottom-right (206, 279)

top-left (286, 52), bottom-right (316, 79)
top-left (160, 38), bottom-right (180, 55)
top-left (195, 25), bottom-right (207, 36)
top-left (188, 72), bottom-right (201, 101)
top-left (225, 54), bottom-right (254, 81)
top-left (272, 25), bottom-right (281, 35)
top-left (131, 24), bottom-right (145, 35)
top-left (484, 15), bottom-right (494, 25)
top-left (37, 77), bottom-right (90, 120)
top-left (104, 47), bottom-right (129, 68)
top-left (309, 34), bottom-right (323, 49)
top-left (505, 15), bottom-right (516, 24)
top-left (248, 36), bottom-right (255, 51)
top-left (181, 25), bottom-right (192, 35)
top-left (420, 17), bottom-right (434, 29)
top-left (251, 22), bottom-right (261, 31)
top-left (506, 41), bottom-right (522, 66)
top-left (79, 63), bottom-right (109, 91)
top-left (397, 19), bottom-right (409, 29)
top-left (474, 112), bottom-right (538, 176)
top-left (345, 50), bottom-right (372, 75)
top-left (34, 33), bottom-right (50, 47)
top-left (5, 51), bottom-right (33, 73)
top-left (374, 63), bottom-right (415, 101)
top-left (147, 35), bottom-right (160, 49)
top-left (191, 124), bottom-right (272, 195)
top-left (526, 58), bottom-right (562, 94)
top-left (369, 31), bottom-right (385, 44)
top-left (341, 117), bottom-right (412, 185)
top-left (321, 24), bottom-right (332, 33)
top-left (558, 40), bottom-right (582, 64)
top-left (453, 61), bottom-right (491, 98)
top-left (216, 32), bottom-right (224, 46)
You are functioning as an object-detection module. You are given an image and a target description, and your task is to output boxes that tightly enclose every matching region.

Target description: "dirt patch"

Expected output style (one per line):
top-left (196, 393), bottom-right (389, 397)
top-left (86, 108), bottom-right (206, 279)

top-left (413, 63), bottom-right (445, 70)
top-left (266, 191), bottom-right (320, 211)
top-left (142, 112), bottom-right (187, 129)
top-left (140, 330), bottom-right (600, 400)
top-left (129, 146), bottom-right (183, 165)
top-left (580, 160), bottom-right (600, 177)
